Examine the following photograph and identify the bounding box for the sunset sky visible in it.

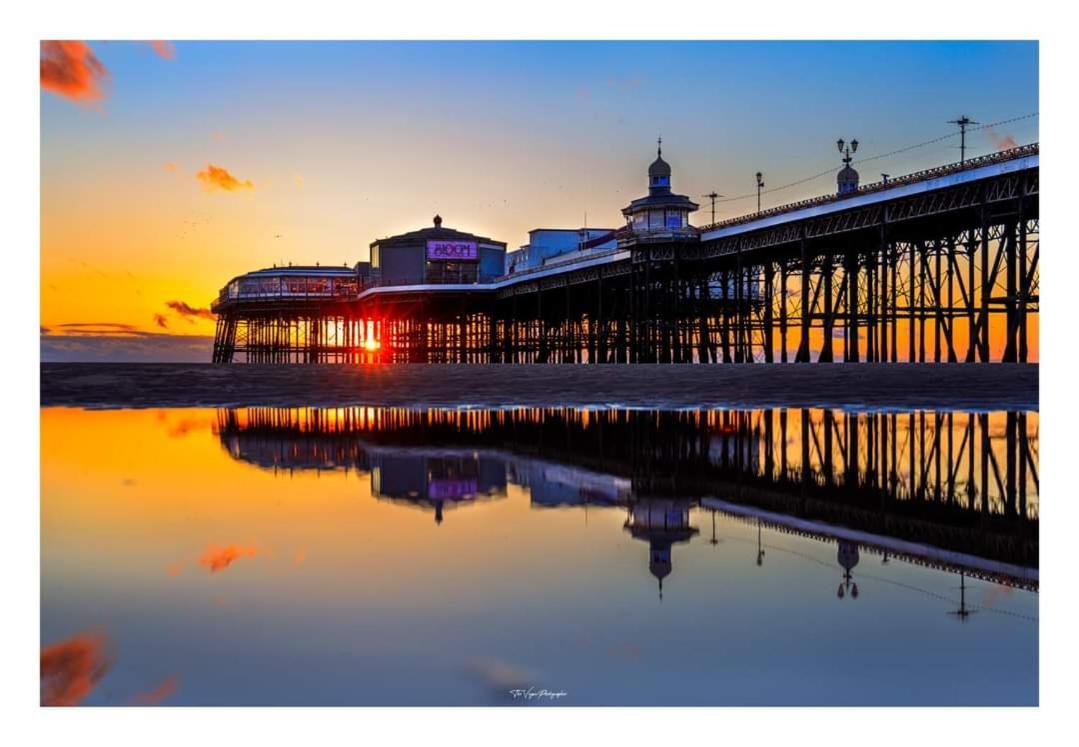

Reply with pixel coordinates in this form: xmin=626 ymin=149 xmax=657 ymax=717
xmin=40 ymin=40 xmax=1039 ymax=361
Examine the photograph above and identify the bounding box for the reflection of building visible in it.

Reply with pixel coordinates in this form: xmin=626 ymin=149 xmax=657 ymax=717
xmin=371 ymin=452 xmax=507 ymax=524
xmin=368 ymin=215 xmax=507 ymax=286
xmin=625 ymin=500 xmax=699 ymax=599
xmin=510 ymin=460 xmax=633 ymax=507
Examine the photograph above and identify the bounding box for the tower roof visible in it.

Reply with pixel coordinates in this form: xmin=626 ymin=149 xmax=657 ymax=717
xmin=649 ymin=137 xmax=672 ymax=178
xmin=648 ymin=154 xmax=671 ymax=178
xmin=838 ymin=165 xmax=859 ymax=182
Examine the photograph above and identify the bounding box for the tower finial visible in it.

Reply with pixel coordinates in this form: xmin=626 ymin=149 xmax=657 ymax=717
xmin=657 ymin=136 xmax=662 ymax=157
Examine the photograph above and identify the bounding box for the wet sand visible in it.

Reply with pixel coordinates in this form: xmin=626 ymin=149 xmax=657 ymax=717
xmin=40 ymin=362 xmax=1038 ymax=411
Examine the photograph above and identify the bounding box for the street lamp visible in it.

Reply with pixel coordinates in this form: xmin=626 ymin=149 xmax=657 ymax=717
xmin=837 ymin=137 xmax=858 ymax=165
xmin=755 ymin=172 xmax=764 ymax=213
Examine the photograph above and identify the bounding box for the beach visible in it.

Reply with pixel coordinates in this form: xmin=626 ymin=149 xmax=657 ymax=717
xmin=40 ymin=362 xmax=1039 ymax=410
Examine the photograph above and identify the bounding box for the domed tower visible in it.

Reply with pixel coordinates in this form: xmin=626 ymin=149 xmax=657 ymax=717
xmin=648 ymin=146 xmax=672 ymax=194
xmin=837 ymin=164 xmax=859 ymax=195
xmin=619 ymin=139 xmax=699 ymax=247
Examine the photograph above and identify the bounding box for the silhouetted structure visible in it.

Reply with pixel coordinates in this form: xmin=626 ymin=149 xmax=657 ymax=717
xmin=211 ymin=144 xmax=1039 ymax=365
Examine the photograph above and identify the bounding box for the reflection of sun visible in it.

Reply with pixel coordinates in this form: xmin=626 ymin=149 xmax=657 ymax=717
xmin=363 ymin=338 xmax=381 ymax=351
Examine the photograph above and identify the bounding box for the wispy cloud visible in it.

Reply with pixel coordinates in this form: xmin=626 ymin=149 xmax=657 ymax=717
xmin=41 ymin=331 xmax=214 ymax=363
xmin=162 ymin=161 xmax=179 ymax=172
xmin=40 ymin=630 xmax=112 ymax=706
xmin=200 ymin=544 xmax=258 ymax=574
xmin=52 ymin=322 xmax=140 ymax=335
xmin=165 ymin=300 xmax=216 ymax=322
xmin=154 ymin=313 xmax=169 ymax=329
xmin=987 ymin=126 xmax=1018 ymax=152
xmin=144 ymin=41 xmax=176 ymax=60
xmin=197 ymin=164 xmax=254 ymax=192
xmin=40 ymin=41 xmax=108 ymax=103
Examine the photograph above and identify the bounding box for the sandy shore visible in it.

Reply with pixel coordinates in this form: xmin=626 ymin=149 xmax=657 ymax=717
xmin=40 ymin=362 xmax=1038 ymax=411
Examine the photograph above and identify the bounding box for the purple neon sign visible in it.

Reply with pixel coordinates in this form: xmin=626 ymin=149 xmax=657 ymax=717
xmin=426 ymin=240 xmax=478 ymax=261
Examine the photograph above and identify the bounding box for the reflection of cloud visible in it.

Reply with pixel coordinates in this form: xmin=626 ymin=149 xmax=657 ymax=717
xmin=467 ymin=657 xmax=533 ymax=693
xmin=129 ymin=676 xmax=179 ymax=705
xmin=167 ymin=416 xmax=213 ymax=438
xmin=165 ymin=300 xmax=215 ymax=322
xmin=40 ymin=41 xmax=108 ymax=103
xmin=41 ymin=630 xmax=111 ymax=706
xmin=197 ymin=164 xmax=253 ymax=192
xmin=607 ymin=642 xmax=643 ymax=660
xmin=200 ymin=544 xmax=258 ymax=573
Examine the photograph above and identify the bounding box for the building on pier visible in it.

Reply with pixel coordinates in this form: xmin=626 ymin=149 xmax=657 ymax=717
xmin=369 ymin=214 xmax=507 ymax=286
xmin=219 ymin=264 xmax=359 ymax=304
xmin=619 ymin=140 xmax=699 ymax=247
xmin=505 ymin=228 xmax=617 ymax=274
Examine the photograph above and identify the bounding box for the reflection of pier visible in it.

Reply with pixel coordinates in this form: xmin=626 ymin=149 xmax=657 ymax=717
xmin=214 ymin=406 xmax=1037 ymax=587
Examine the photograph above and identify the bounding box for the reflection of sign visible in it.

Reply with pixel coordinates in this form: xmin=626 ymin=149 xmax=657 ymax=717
xmin=428 ymin=479 xmax=479 ymax=500
xmin=427 ymin=240 xmax=478 ymax=261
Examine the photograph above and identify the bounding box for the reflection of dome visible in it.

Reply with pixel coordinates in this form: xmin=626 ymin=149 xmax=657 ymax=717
xmin=625 ymin=500 xmax=699 ymax=600
xmin=837 ymin=540 xmax=860 ymax=573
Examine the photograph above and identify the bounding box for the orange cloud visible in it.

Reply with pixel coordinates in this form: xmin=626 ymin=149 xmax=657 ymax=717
xmin=166 ymin=560 xmax=185 ymax=577
xmin=166 ymin=300 xmax=215 ymax=321
xmin=987 ymin=127 xmax=1018 ymax=152
xmin=40 ymin=41 xmax=108 ymax=103
xmin=129 ymin=676 xmax=179 ymax=705
xmin=146 ymin=41 xmax=176 ymax=60
xmin=293 ymin=549 xmax=307 ymax=566
xmin=162 ymin=161 xmax=179 ymax=172
xmin=200 ymin=544 xmax=258 ymax=573
xmin=196 ymin=164 xmax=254 ymax=192
xmin=40 ymin=630 xmax=112 ymax=706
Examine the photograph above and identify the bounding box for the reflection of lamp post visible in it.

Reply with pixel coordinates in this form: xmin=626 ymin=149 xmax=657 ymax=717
xmin=948 ymin=572 xmax=976 ymax=622
xmin=709 ymin=510 xmax=719 ymax=547
xmin=836 ymin=540 xmax=859 ymax=600
xmin=756 ymin=519 xmax=765 ymax=567
xmin=755 ymin=172 xmax=765 ymax=213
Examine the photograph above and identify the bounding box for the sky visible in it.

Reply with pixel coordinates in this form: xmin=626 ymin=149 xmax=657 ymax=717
xmin=39 ymin=40 xmax=1039 ymax=361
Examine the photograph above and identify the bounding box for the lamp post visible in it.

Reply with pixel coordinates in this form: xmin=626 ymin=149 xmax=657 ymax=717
xmin=948 ymin=116 xmax=978 ymax=165
xmin=703 ymin=191 xmax=722 ymax=225
xmin=755 ymin=172 xmax=764 ymax=213
xmin=837 ymin=137 xmax=858 ymax=168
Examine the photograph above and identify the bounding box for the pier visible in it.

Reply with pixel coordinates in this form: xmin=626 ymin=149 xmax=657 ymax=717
xmin=211 ymin=144 xmax=1038 ymax=365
